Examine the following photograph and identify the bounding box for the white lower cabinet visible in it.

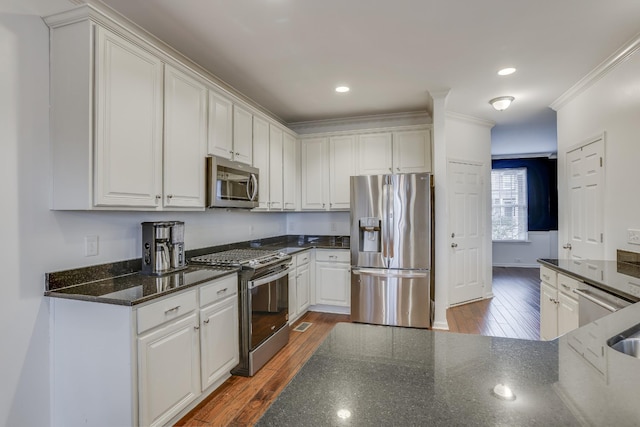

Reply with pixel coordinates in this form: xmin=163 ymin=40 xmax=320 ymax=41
xmin=539 ymin=265 xmax=580 ymax=340
xmin=540 ymin=281 xmax=559 ymax=341
xmin=315 ymin=250 xmax=350 ymax=307
xmin=50 ymin=273 xmax=238 ymax=427
xmin=289 ymin=250 xmax=311 ymax=324
xmin=138 ymin=312 xmax=201 ymax=427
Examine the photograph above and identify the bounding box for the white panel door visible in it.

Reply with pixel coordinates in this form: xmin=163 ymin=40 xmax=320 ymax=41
xmin=137 ymin=313 xmax=200 ymax=427
xmin=199 ymin=296 xmax=239 ymax=391
xmin=393 ymin=129 xmax=431 ymax=173
xmin=163 ymin=65 xmax=207 ymax=208
xmin=269 ymin=125 xmax=284 ymax=210
xmin=207 ymin=91 xmax=233 ymax=159
xmin=448 ymin=161 xmax=484 ymax=306
xmin=565 ymin=137 xmax=604 ymax=261
xmin=358 ymin=133 xmax=393 ymax=175
xmin=232 ymin=105 xmax=253 ymax=165
xmin=94 ymin=26 xmax=163 ymax=207
xmin=329 ymin=135 xmax=356 ymax=210
xmin=301 ymin=138 xmax=328 ymax=210
xmin=283 ymin=132 xmax=297 ymax=210
xmin=252 ymin=116 xmax=270 ymax=209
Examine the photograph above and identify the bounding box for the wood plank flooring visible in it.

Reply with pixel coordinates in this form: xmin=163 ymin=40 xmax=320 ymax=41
xmin=446 ymin=266 xmax=540 ymax=340
xmin=178 ymin=267 xmax=540 ymax=426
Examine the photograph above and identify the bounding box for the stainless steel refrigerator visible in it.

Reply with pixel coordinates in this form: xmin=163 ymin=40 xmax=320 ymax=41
xmin=350 ymin=173 xmax=434 ymax=328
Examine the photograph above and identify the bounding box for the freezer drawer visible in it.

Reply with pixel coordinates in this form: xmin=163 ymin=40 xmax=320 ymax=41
xmin=351 ymin=268 xmax=431 ymax=328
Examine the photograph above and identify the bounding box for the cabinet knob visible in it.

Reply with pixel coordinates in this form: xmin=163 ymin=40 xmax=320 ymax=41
xmin=167 ymin=194 xmax=173 ymax=199
xmin=235 ymin=152 xmax=240 ymax=156
xmin=322 ymin=203 xmax=325 ymax=208
xmin=396 ymin=167 xmax=400 ymax=171
xmin=389 ymin=168 xmax=392 ymax=172
xmin=203 ymin=319 xmax=210 ymax=324
xmin=155 ymin=195 xmax=161 ymax=201
xmin=229 ymin=150 xmax=233 ymax=154
xmin=562 ymin=243 xmax=572 ymax=250
xmin=451 ymin=243 xmax=458 ymax=248
xmin=194 ymin=325 xmax=200 ymax=330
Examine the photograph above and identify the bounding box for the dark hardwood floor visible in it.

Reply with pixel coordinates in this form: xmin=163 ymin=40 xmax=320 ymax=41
xmin=446 ymin=266 xmax=540 ymax=340
xmin=178 ymin=266 xmax=540 ymax=426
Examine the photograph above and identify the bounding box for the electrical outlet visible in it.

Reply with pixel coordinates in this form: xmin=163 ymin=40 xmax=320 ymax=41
xmin=85 ymin=235 xmax=98 ymax=257
xmin=628 ymin=282 xmax=640 ymax=298
xmin=628 ymin=229 xmax=640 ymax=245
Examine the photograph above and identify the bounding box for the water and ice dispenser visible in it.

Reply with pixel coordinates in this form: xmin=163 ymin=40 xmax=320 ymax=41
xmin=358 ymin=217 xmax=381 ymax=253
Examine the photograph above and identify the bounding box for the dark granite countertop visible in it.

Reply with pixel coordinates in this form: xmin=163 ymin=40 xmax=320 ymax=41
xmin=258 ymin=322 xmax=580 ymax=426
xmin=45 ymin=266 xmax=238 ymax=306
xmin=538 ymin=258 xmax=640 ymax=302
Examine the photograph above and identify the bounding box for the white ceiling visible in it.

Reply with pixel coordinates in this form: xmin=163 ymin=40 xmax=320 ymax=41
xmin=8 ymin=0 xmax=640 ymax=129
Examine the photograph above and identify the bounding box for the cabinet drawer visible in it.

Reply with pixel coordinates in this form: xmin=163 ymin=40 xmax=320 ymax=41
xmin=137 ymin=290 xmax=197 ymax=334
xmin=315 ymin=249 xmax=350 ymax=263
xmin=540 ymin=265 xmax=557 ymax=288
xmin=200 ymin=274 xmax=238 ymax=307
xmin=296 ymin=250 xmax=311 ymax=266
xmin=558 ymin=273 xmax=580 ymax=296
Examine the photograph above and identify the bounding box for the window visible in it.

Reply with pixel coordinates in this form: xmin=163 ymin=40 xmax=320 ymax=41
xmin=491 ymin=168 xmax=528 ymax=241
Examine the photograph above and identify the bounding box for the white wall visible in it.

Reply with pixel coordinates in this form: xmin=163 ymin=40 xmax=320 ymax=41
xmin=493 ymin=231 xmax=558 ymax=267
xmin=0 ymin=15 xmax=286 ymax=426
xmin=286 ymin=211 xmax=350 ymax=236
xmin=555 ymin=38 xmax=640 ymax=260
xmin=491 ymin=108 xmax=557 ymax=156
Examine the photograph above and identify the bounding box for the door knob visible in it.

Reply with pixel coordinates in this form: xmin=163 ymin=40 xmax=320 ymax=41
xmin=451 ymin=243 xmax=458 ymax=248
xmin=562 ymin=243 xmax=572 ymax=250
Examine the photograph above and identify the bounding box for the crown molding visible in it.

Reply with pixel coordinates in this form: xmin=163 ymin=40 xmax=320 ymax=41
xmin=551 ymin=31 xmax=640 ymax=111
xmin=288 ymin=111 xmax=431 ymax=134
xmin=445 ymin=111 xmax=495 ymax=128
xmin=491 ymin=152 xmax=556 ymax=160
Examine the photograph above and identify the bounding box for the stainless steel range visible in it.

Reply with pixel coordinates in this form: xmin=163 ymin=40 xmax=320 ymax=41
xmin=190 ymin=248 xmax=292 ymax=376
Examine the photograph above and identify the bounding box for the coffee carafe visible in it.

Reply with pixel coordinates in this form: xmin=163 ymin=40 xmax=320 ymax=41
xmin=141 ymin=221 xmax=186 ymax=275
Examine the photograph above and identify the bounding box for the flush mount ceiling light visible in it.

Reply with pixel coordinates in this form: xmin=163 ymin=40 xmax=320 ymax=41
xmin=489 ymin=96 xmax=515 ymax=111
xmin=335 ymin=86 xmax=350 ymax=93
xmin=498 ymin=67 xmax=516 ymax=76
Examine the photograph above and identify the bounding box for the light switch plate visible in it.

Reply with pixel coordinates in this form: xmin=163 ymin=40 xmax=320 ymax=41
xmin=628 ymin=229 xmax=640 ymax=245
xmin=85 ymin=235 xmax=98 ymax=256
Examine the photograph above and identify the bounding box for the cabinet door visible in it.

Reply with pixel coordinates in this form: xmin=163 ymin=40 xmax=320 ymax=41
xmin=557 ymin=292 xmax=579 ymax=336
xmin=200 ymin=296 xmax=239 ymax=391
xmin=283 ymin=133 xmax=298 ymax=210
xmin=288 ymin=270 xmax=298 ymax=322
xmin=252 ymin=116 xmax=270 ymax=209
xmin=393 ymin=129 xmax=431 ymax=173
xmin=232 ymin=105 xmax=253 ymax=165
xmin=163 ymin=65 xmax=207 ymax=208
xmin=269 ymin=125 xmax=284 ymax=210
xmin=357 ymin=133 xmax=392 ymax=175
xmin=316 ymin=262 xmax=350 ymax=306
xmin=301 ymin=138 xmax=328 ymax=210
xmin=540 ymin=282 xmax=558 ymax=340
xmin=207 ymin=91 xmax=233 ymax=159
xmin=94 ymin=26 xmax=163 ymax=207
xmin=297 ymin=264 xmax=311 ymax=314
xmin=138 ymin=312 xmax=200 ymax=427
xmin=329 ymin=135 xmax=356 ymax=210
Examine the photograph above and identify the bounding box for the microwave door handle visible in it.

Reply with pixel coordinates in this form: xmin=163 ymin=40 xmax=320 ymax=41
xmin=249 ymin=173 xmax=258 ymax=201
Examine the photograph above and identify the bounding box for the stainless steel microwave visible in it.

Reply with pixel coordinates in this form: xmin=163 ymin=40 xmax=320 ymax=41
xmin=206 ymin=156 xmax=259 ymax=209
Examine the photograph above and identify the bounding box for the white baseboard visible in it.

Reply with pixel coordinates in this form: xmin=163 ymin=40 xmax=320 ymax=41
xmin=432 ymin=320 xmax=449 ymax=330
xmin=308 ymin=305 xmax=350 ymax=315
xmin=492 ymin=263 xmax=540 ymax=268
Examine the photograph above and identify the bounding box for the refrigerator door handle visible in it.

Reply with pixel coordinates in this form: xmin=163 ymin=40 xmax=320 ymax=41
xmin=352 ymin=268 xmax=428 ymax=278
xmin=388 ymin=181 xmax=394 ymax=260
xmin=381 ymin=182 xmax=389 ymax=262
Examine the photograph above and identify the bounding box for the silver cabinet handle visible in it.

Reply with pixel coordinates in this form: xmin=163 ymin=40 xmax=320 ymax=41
xmin=235 ymin=152 xmax=240 ymax=156
xmin=194 ymin=325 xmax=200 ymax=330
xmin=155 ymin=195 xmax=161 ymax=202
xmin=396 ymin=167 xmax=400 ymax=171
xmin=203 ymin=319 xmax=210 ymax=324
xmin=216 ymin=288 xmax=228 ymax=294
xmin=164 ymin=305 xmax=180 ymax=314
xmin=563 ymin=243 xmax=572 ymax=250
xmin=561 ymin=283 xmax=571 ymax=290
xmin=388 ymin=168 xmax=392 ymax=172
xmin=167 ymin=194 xmax=173 ymax=199
xmin=229 ymin=150 xmax=233 ymax=154
xmin=451 ymin=243 xmax=458 ymax=248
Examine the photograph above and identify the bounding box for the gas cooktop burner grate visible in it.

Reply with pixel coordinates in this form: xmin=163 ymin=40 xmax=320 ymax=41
xmin=190 ymin=248 xmax=284 ymax=267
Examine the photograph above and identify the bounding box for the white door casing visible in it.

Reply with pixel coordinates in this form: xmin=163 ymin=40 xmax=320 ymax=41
xmin=448 ymin=161 xmax=485 ymax=306
xmin=565 ymin=135 xmax=605 ymax=261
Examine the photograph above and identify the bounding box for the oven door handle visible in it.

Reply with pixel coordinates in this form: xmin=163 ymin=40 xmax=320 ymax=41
xmin=573 ymin=288 xmax=619 ymax=312
xmin=249 ymin=268 xmax=289 ymax=289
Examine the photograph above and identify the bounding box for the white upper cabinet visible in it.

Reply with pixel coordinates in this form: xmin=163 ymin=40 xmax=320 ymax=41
xmin=232 ymin=105 xmax=253 ymax=165
xmin=301 ymin=138 xmax=328 ymax=210
xmin=252 ymin=116 xmax=271 ymax=210
xmin=163 ymin=65 xmax=207 ymax=208
xmin=358 ymin=132 xmax=393 ymax=175
xmin=269 ymin=125 xmax=284 ymax=210
xmin=207 ymin=91 xmax=233 ymax=160
xmin=283 ymin=132 xmax=298 ymax=210
xmin=93 ymin=26 xmax=164 ymax=208
xmin=329 ymin=135 xmax=357 ymax=209
xmin=393 ymin=129 xmax=432 ymax=173
xmin=357 ymin=129 xmax=431 ymax=175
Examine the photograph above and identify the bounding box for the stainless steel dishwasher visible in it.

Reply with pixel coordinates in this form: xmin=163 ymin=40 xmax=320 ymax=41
xmin=574 ymin=282 xmax=632 ymax=326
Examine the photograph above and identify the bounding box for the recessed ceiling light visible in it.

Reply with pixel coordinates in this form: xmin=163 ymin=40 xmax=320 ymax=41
xmin=335 ymin=86 xmax=350 ymax=93
xmin=498 ymin=67 xmax=516 ymax=76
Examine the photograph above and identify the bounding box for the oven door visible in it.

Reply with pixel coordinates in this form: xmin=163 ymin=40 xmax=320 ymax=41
xmin=248 ymin=268 xmax=289 ymax=350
